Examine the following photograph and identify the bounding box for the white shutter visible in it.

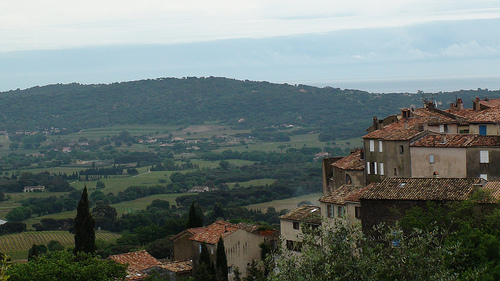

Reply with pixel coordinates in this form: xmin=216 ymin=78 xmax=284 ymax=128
xmin=366 ymin=162 xmax=370 ymax=174
xmin=369 ymin=140 xmax=375 ymax=152
xmin=480 ymin=151 xmax=489 ymax=163
xmin=380 ymin=163 xmax=384 ymax=175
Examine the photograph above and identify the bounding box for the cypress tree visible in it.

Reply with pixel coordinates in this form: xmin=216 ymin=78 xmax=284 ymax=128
xmin=73 ymin=186 xmax=96 ymax=254
xmin=196 ymin=243 xmax=215 ymax=281
xmin=216 ymin=237 xmax=228 ymax=281
xmin=187 ymin=202 xmax=204 ymax=228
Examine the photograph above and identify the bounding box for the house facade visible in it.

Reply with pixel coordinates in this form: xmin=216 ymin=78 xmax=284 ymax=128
xmin=172 ymin=220 xmax=266 ymax=281
xmin=279 ymin=205 xmax=321 ymax=252
xmin=358 ymin=177 xmax=493 ymax=233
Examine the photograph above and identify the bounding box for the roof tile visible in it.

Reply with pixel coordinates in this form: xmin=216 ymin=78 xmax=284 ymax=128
xmin=279 ymin=205 xmax=321 ymax=224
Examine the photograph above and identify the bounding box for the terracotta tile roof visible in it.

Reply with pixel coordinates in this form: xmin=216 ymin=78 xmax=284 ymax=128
xmin=159 ymin=260 xmax=193 ymax=274
xmin=479 ymin=99 xmax=500 ymax=109
xmin=331 ymin=149 xmax=364 ymax=171
xmin=412 ymin=108 xmax=457 ymax=123
xmin=411 ymin=134 xmax=500 ymax=148
xmin=468 ymin=107 xmax=500 ymax=123
xmin=170 ymin=226 xmax=207 ymax=241
xmin=482 ymin=181 xmax=500 ymax=202
xmin=320 ymin=185 xmax=365 ymax=204
xmin=360 ymin=177 xmax=483 ymax=201
xmin=363 ymin=118 xmax=427 ymax=140
xmin=108 ymin=250 xmax=161 ymax=280
xmin=279 ymin=205 xmax=321 ymax=224
xmin=189 ymin=220 xmax=240 ymax=245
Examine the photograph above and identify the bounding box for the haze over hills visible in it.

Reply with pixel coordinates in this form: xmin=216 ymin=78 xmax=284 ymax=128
xmin=1 ymin=77 xmax=499 ymax=139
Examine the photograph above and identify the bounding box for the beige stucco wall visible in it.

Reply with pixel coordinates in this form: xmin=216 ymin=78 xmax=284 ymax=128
xmin=173 ymin=232 xmax=194 ymax=261
xmin=280 ymin=219 xmax=303 ymax=244
xmin=225 ymin=229 xmax=265 ymax=281
xmin=320 ymin=202 xmax=361 ymax=225
xmin=410 ymin=147 xmax=467 ymax=178
xmin=470 ymin=124 xmax=500 ymax=135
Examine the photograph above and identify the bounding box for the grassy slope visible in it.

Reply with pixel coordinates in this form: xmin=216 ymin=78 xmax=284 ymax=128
xmin=0 ymin=231 xmax=120 ymax=260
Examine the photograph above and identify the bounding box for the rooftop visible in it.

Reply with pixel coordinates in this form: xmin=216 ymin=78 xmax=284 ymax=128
xmin=108 ymin=250 xmax=161 ymax=280
xmin=411 ymin=134 xmax=500 ymax=148
xmin=331 ymin=149 xmax=364 ymax=171
xmin=159 ymin=260 xmax=193 ymax=274
xmin=360 ymin=177 xmax=486 ymax=201
xmin=363 ymin=118 xmax=427 ymax=140
xmin=320 ymin=185 xmax=367 ymax=204
xmin=189 ymin=220 xmax=241 ymax=245
xmin=279 ymin=204 xmax=321 ymax=225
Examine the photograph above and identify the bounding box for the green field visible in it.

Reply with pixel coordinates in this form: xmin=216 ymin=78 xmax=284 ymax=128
xmin=0 ymin=230 xmax=120 ymax=260
xmin=245 ymin=193 xmax=322 ymax=213
xmin=227 ymin=179 xmax=276 ymax=188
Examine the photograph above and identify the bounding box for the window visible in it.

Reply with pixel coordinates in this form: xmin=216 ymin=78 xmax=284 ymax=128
xmin=439 ymin=124 xmax=448 ymax=133
xmin=479 ymin=125 xmax=487 ymax=135
xmin=199 ymin=244 xmax=202 ymax=253
xmin=480 ymin=174 xmax=488 ymax=180
xmin=366 ymin=162 xmax=371 ymax=174
xmin=394 ymin=168 xmax=397 ymax=176
xmin=293 ymin=222 xmax=299 ymax=229
xmin=211 ymin=247 xmax=214 ymax=254
xmin=480 ymin=151 xmax=489 ymax=163
xmin=327 ymin=205 xmax=334 ymax=218
xmin=379 ymin=163 xmax=384 ymax=175
xmin=228 ymin=266 xmax=233 ymax=274
xmin=355 ymin=206 xmax=361 ymax=219
xmin=373 ymin=162 xmax=378 ymax=175
xmin=345 ymin=174 xmax=352 ymax=184
xmin=286 ymin=240 xmax=302 ymax=252
xmin=337 ymin=206 xmax=345 ymax=217
xmin=379 ymin=140 xmax=383 ymax=152
xmin=369 ymin=140 xmax=375 ymax=152
xmin=399 ymin=145 xmax=404 ymax=154
xmin=430 ymin=155 xmax=435 ymax=164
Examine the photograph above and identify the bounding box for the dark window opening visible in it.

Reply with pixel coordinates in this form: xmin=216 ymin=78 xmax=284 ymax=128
xmin=293 ymin=222 xmax=299 ymax=229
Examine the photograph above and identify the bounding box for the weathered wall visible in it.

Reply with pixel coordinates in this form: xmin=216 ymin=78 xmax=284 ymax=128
xmin=467 ymin=148 xmax=500 ymax=180
xmin=410 ymin=147 xmax=467 ymax=178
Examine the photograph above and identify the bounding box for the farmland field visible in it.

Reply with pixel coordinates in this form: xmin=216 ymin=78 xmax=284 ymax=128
xmin=245 ymin=192 xmax=322 ymax=213
xmin=0 ymin=230 xmax=120 ymax=260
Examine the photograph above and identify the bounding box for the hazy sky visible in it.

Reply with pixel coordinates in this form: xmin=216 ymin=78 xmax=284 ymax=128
xmin=1 ymin=0 xmax=500 ymax=92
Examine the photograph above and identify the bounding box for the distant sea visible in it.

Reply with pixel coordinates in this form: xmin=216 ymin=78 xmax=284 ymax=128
xmin=308 ymin=76 xmax=500 ymax=94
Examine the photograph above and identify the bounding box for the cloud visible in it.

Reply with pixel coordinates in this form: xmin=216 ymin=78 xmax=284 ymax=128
xmin=2 ymin=0 xmax=500 ymax=51
xmin=441 ymin=41 xmax=500 ymax=57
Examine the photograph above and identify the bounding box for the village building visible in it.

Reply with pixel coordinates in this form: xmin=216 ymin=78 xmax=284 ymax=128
xmin=358 ymin=177 xmax=500 ymax=233
xmin=108 ymin=250 xmax=167 ymax=280
xmin=23 ymin=185 xmax=45 ymax=192
xmin=279 ymin=205 xmax=321 ymax=252
xmin=171 ymin=220 xmax=267 ymax=281
xmin=322 ymin=148 xmax=364 ymax=194
xmin=410 ymin=134 xmax=500 ymax=180
xmin=319 ymin=184 xmax=369 ymax=224
xmin=187 ymin=186 xmax=210 ymax=193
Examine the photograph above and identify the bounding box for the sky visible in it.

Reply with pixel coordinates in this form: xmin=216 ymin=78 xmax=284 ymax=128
xmin=1 ymin=0 xmax=500 ymax=93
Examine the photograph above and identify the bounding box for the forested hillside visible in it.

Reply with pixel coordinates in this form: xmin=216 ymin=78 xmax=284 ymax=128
xmin=1 ymin=77 xmax=498 ymax=139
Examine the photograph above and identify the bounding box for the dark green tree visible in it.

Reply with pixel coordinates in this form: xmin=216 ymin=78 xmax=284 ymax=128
xmin=187 ymin=202 xmax=204 ymax=228
xmin=73 ymin=186 xmax=96 ymax=254
xmin=216 ymin=237 xmax=228 ymax=281
xmin=195 ymin=243 xmax=215 ymax=281
xmin=28 ymin=244 xmax=47 ymax=261
xmin=213 ymin=202 xmax=225 ymax=219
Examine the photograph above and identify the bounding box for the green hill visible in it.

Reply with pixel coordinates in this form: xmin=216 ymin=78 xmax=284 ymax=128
xmin=0 ymin=77 xmax=498 ymax=139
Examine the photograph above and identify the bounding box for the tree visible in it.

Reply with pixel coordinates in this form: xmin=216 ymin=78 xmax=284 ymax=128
xmin=187 ymin=202 xmax=204 ymax=228
xmin=7 ymin=251 xmax=126 ymax=281
xmin=270 ymin=218 xmax=460 ymax=281
xmin=28 ymin=244 xmax=47 ymax=261
xmin=244 ymin=260 xmax=265 ymax=281
xmin=0 ymin=191 xmax=5 ymax=202
xmin=0 ymin=253 xmax=11 ymax=281
xmin=216 ymin=237 xmax=228 ymax=281
xmin=195 ymin=243 xmax=215 ymax=281
xmin=213 ymin=202 xmax=225 ymax=219
xmin=73 ymin=186 xmax=96 ymax=254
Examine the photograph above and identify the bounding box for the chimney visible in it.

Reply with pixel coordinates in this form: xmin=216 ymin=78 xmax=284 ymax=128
xmin=456 ymin=98 xmax=463 ymax=110
xmin=373 ymin=116 xmax=378 ymax=129
xmin=473 ymin=97 xmax=480 ymax=111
